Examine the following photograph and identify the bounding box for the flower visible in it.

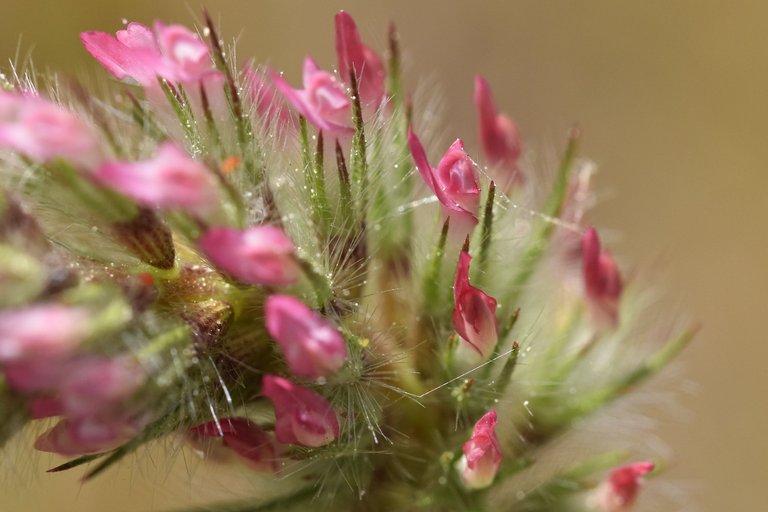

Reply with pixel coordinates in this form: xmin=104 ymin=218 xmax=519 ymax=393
xmin=335 ymin=11 xmax=385 ymax=107
xmin=94 ymin=142 xmax=220 ymax=215
xmin=474 ymin=75 xmax=522 ymax=188
xmin=34 ymin=415 xmax=140 ymax=456
xmin=408 ymin=128 xmax=480 ymax=238
xmin=191 ymin=417 xmax=279 ymax=472
xmin=582 ymin=227 xmax=623 ymax=327
xmin=0 ymin=305 xmax=89 ymax=364
xmin=0 ymin=91 xmax=101 ymax=169
xmin=199 ymin=225 xmax=301 ymax=286
xmin=456 ymin=410 xmax=502 ymax=489
xmin=244 ymin=65 xmax=295 ymax=132
xmin=453 ymin=250 xmax=499 ymax=360
xmin=592 ymin=462 xmax=655 ymax=512
xmin=265 ymin=295 xmax=347 ymax=378
xmin=271 ymin=57 xmax=353 ymax=133
xmin=262 ymin=375 xmax=339 ymax=448
xmin=80 ymin=21 xmax=220 ymax=87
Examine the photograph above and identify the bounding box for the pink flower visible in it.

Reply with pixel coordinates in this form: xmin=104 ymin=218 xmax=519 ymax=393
xmin=34 ymin=416 xmax=139 ymax=456
xmin=408 ymin=128 xmax=480 ymax=239
xmin=453 ymin=250 xmax=498 ymax=360
xmin=582 ymin=227 xmax=623 ymax=327
xmin=265 ymin=295 xmax=347 ymax=379
xmin=56 ymin=357 xmax=145 ymax=418
xmin=94 ymin=142 xmax=220 ymax=215
xmin=0 ymin=91 xmax=101 ymax=169
xmin=457 ymin=410 xmax=502 ymax=489
xmin=80 ymin=21 xmax=220 ymax=87
xmin=244 ymin=65 xmax=295 ymax=132
xmin=271 ymin=58 xmax=353 ymax=133
xmin=0 ymin=305 xmax=89 ymax=364
xmin=262 ymin=375 xmax=339 ymax=448
xmin=191 ymin=417 xmax=279 ymax=472
xmin=335 ymin=11 xmax=385 ymax=107
xmin=593 ymin=462 xmax=655 ymax=512
xmin=199 ymin=226 xmax=301 ymax=286
xmin=474 ymin=75 xmax=522 ymax=188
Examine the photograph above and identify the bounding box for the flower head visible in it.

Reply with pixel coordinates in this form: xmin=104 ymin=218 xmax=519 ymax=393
xmin=271 ymin=58 xmax=353 ymax=133
xmin=582 ymin=227 xmax=623 ymax=327
xmin=408 ymin=128 xmax=480 ymax=238
xmin=474 ymin=75 xmax=522 ymax=188
xmin=456 ymin=410 xmax=502 ymax=489
xmin=262 ymin=375 xmax=339 ymax=448
xmin=265 ymin=295 xmax=346 ymax=379
xmin=335 ymin=11 xmax=385 ymax=107
xmin=453 ymin=250 xmax=498 ymax=360
xmin=592 ymin=462 xmax=655 ymax=512
xmin=199 ymin=225 xmax=301 ymax=286
xmin=94 ymin=142 xmax=220 ymax=215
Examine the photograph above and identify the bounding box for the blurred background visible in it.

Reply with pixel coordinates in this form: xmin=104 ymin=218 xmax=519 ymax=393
xmin=1 ymin=1 xmax=766 ymax=510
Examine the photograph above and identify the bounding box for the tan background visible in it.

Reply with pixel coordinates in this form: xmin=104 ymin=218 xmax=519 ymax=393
xmin=1 ymin=1 xmax=766 ymax=510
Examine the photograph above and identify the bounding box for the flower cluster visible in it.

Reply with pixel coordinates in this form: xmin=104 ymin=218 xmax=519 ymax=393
xmin=0 ymin=10 xmax=691 ymax=512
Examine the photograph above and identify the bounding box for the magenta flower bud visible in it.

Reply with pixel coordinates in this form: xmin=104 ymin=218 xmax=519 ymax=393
xmin=34 ymin=416 xmax=139 ymax=456
xmin=265 ymin=295 xmax=347 ymax=379
xmin=592 ymin=462 xmax=655 ymax=512
xmin=191 ymin=417 xmax=279 ymax=472
xmin=0 ymin=91 xmax=101 ymax=169
xmin=244 ymin=65 xmax=295 ymax=132
xmin=199 ymin=225 xmax=302 ymax=286
xmin=474 ymin=75 xmax=522 ymax=188
xmin=262 ymin=375 xmax=339 ymax=448
xmin=335 ymin=11 xmax=386 ymax=107
xmin=271 ymin=58 xmax=353 ymax=133
xmin=453 ymin=250 xmax=499 ymax=360
xmin=0 ymin=305 xmax=89 ymax=364
xmin=81 ymin=21 xmax=220 ymax=87
xmin=408 ymin=128 xmax=480 ymax=239
xmin=94 ymin=142 xmax=220 ymax=215
xmin=582 ymin=227 xmax=623 ymax=327
xmin=456 ymin=410 xmax=502 ymax=489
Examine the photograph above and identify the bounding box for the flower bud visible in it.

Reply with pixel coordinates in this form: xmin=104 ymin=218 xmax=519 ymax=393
xmin=453 ymin=250 xmax=498 ymax=360
xmin=94 ymin=142 xmax=220 ymax=216
xmin=265 ymin=294 xmax=346 ymax=378
xmin=262 ymin=375 xmax=339 ymax=448
xmin=191 ymin=417 xmax=279 ymax=472
xmin=335 ymin=11 xmax=385 ymax=107
xmin=34 ymin=416 xmax=139 ymax=456
xmin=582 ymin=227 xmax=623 ymax=327
xmin=199 ymin=225 xmax=301 ymax=286
xmin=456 ymin=410 xmax=502 ymax=489
xmin=271 ymin=58 xmax=353 ymax=133
xmin=591 ymin=462 xmax=654 ymax=512
xmin=474 ymin=75 xmax=522 ymax=188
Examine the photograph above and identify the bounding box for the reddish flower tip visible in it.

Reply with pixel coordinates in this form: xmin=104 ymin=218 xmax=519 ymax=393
xmin=594 ymin=461 xmax=655 ymax=511
xmin=191 ymin=417 xmax=279 ymax=472
xmin=457 ymin=410 xmax=502 ymax=489
xmin=581 ymin=227 xmax=623 ymax=327
xmin=335 ymin=11 xmax=386 ymax=107
xmin=452 ymin=250 xmax=499 ymax=359
xmin=474 ymin=75 xmax=522 ymax=188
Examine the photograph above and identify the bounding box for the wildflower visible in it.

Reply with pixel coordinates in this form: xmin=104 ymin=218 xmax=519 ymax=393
xmin=271 ymin=58 xmax=353 ymax=133
xmin=408 ymin=128 xmax=480 ymax=238
xmin=80 ymin=21 xmax=220 ymax=87
xmin=582 ymin=227 xmax=623 ymax=327
xmin=456 ymin=410 xmax=502 ymax=489
xmin=591 ymin=462 xmax=655 ymax=512
xmin=34 ymin=415 xmax=140 ymax=456
xmin=453 ymin=249 xmax=498 ymax=360
xmin=0 ymin=91 xmax=101 ymax=168
xmin=0 ymin=305 xmax=89 ymax=364
xmin=474 ymin=75 xmax=522 ymax=188
xmin=265 ymin=294 xmax=347 ymax=379
xmin=335 ymin=11 xmax=385 ymax=107
xmin=243 ymin=65 xmax=295 ymax=131
xmin=262 ymin=375 xmax=339 ymax=448
xmin=191 ymin=417 xmax=279 ymax=472
xmin=94 ymin=142 xmax=220 ymax=215
xmin=198 ymin=225 xmax=301 ymax=286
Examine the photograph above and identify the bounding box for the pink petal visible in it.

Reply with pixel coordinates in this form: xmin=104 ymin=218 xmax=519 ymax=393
xmin=452 ymin=251 xmax=498 ymax=359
